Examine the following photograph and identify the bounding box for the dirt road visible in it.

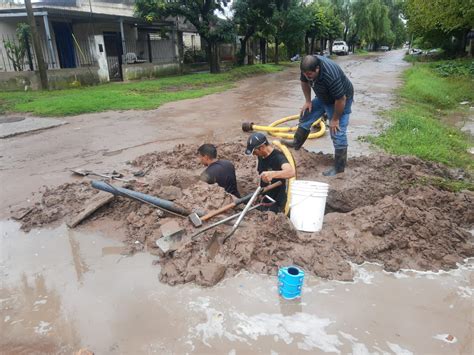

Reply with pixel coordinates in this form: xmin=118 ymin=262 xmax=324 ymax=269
xmin=0 ymin=50 xmax=408 ymax=217
xmin=2 ymin=51 xmax=472 ymax=354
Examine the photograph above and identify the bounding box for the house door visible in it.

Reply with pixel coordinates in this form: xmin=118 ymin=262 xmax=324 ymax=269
xmin=52 ymin=22 xmax=76 ymax=68
xmin=103 ymin=32 xmax=123 ymax=81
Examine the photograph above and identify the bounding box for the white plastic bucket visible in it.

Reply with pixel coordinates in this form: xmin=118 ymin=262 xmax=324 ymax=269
xmin=290 ymin=180 xmax=329 ymax=232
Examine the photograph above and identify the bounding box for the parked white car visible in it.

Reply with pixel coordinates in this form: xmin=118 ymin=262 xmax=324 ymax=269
xmin=332 ymin=41 xmax=349 ymax=55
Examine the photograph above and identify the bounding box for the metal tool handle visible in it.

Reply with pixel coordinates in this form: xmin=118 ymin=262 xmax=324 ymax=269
xmin=223 ymin=185 xmax=263 ymax=243
xmin=190 ymin=195 xmax=276 ymax=240
xmin=232 ymin=186 xmax=262 ymax=229
xmin=200 ymin=180 xmax=282 ymax=223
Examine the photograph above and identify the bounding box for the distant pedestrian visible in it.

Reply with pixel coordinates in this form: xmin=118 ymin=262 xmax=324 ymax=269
xmin=283 ymin=55 xmax=354 ymax=176
xmin=198 ymin=144 xmax=240 ymax=197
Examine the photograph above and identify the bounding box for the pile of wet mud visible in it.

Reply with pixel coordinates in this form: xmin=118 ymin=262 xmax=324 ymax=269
xmin=11 ymin=142 xmax=474 ymax=287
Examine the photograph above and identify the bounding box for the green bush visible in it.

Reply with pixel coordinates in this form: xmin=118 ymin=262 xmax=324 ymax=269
xmin=430 ymin=60 xmax=474 ymax=77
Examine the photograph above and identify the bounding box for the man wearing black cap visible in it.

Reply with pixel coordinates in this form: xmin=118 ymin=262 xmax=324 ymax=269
xmin=245 ymin=132 xmax=295 ymax=213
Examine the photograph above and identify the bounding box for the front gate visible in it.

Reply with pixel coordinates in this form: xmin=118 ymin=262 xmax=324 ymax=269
xmin=103 ymin=32 xmax=123 ymax=81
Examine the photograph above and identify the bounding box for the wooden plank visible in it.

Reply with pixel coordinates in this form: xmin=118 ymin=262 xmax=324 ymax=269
xmin=67 ymin=192 xmax=114 ymax=228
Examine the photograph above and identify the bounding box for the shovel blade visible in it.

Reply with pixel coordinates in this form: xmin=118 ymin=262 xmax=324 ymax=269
xmin=156 ymin=234 xmax=181 ymax=253
xmin=205 ymin=230 xmax=223 ymax=259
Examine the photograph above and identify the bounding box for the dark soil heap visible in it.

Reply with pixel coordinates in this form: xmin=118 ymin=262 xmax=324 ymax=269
xmin=12 ymin=143 xmax=474 ymax=287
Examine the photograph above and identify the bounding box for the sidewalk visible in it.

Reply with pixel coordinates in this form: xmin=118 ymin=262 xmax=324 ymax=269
xmin=0 ymin=116 xmax=66 ymax=138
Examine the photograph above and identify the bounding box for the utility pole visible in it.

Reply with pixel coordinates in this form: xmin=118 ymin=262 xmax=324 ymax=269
xmin=25 ymin=0 xmax=48 ymax=89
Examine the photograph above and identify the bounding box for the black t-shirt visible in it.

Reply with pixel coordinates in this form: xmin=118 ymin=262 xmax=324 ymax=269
xmin=257 ymin=149 xmax=289 ymax=212
xmin=201 ymin=159 xmax=240 ymax=197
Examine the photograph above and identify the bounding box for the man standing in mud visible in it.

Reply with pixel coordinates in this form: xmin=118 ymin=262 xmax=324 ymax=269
xmin=283 ymin=55 xmax=354 ymax=176
xmin=245 ymin=132 xmax=295 ymax=213
xmin=198 ymin=143 xmax=241 ymax=197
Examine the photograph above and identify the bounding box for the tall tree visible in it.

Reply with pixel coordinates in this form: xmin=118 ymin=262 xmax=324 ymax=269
xmin=233 ymin=0 xmax=275 ymax=65
xmin=279 ymin=0 xmax=309 ymax=58
xmin=326 ymin=7 xmax=344 ymax=54
xmin=404 ymin=0 xmax=473 ymax=54
xmin=331 ymin=0 xmax=352 ymax=42
xmin=351 ymin=0 xmax=392 ymax=50
xmin=306 ymin=2 xmax=330 ymax=54
xmin=135 ymin=0 xmax=234 ymax=73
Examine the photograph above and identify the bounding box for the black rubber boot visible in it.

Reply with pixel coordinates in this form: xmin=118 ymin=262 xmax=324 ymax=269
xmin=323 ymin=148 xmax=347 ymax=176
xmin=282 ymin=127 xmax=310 ymax=150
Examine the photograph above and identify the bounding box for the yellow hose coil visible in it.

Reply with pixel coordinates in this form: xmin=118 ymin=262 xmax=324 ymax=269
xmin=272 ymin=140 xmax=296 ymax=216
xmin=249 ymin=114 xmax=326 ymax=139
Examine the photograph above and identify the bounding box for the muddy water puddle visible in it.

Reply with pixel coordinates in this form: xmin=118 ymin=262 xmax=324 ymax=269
xmin=1 ymin=220 xmax=472 ymax=354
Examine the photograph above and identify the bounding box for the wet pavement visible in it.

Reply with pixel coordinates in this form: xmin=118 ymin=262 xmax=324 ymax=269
xmin=1 ymin=221 xmax=472 ymax=354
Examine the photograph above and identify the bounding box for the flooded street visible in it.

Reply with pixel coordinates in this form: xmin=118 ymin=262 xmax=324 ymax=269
xmin=1 ymin=50 xmax=472 ymax=354
xmin=1 ymin=221 xmax=472 ymax=353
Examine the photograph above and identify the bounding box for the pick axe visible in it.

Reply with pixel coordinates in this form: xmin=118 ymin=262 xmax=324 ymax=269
xmin=188 ymin=180 xmax=283 ymax=227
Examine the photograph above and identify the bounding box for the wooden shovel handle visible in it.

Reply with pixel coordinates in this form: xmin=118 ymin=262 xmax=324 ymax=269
xmin=201 ymin=180 xmax=283 ymax=222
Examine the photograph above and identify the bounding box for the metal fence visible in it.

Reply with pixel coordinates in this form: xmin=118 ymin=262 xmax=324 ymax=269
xmin=72 ymin=38 xmax=97 ymax=67
xmin=1 ymin=33 xmax=34 ymax=71
xmin=0 ymin=33 xmax=96 ymax=72
xmin=123 ymin=38 xmax=176 ymax=65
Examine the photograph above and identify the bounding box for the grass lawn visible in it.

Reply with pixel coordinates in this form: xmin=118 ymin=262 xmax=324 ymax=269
xmin=368 ymin=58 xmax=474 ymax=188
xmin=0 ymin=64 xmax=283 ymax=117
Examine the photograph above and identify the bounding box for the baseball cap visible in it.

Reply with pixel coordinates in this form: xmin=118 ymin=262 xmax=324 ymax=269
xmin=245 ymin=132 xmax=268 ymax=155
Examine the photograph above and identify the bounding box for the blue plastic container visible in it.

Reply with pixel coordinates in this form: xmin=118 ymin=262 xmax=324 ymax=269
xmin=278 ymin=266 xmax=305 ymax=300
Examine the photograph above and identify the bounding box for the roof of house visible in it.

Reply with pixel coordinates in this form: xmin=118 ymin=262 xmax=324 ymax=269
xmin=0 ymin=5 xmax=174 ymax=28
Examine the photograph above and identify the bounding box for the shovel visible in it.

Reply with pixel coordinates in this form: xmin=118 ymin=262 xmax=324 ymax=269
xmin=188 ymin=180 xmax=282 ymax=227
xmin=156 ymin=195 xmax=275 ymax=253
xmin=206 ymin=184 xmax=263 ymax=259
xmin=222 ymin=185 xmax=262 ymax=244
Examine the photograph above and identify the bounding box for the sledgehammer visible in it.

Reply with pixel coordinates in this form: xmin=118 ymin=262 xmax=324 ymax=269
xmin=188 ymin=180 xmax=283 ymax=227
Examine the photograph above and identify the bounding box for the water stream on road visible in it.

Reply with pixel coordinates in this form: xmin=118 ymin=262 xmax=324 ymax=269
xmin=1 ymin=221 xmax=472 ymax=354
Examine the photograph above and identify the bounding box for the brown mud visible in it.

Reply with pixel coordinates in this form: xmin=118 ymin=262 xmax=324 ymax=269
xmin=12 ymin=142 xmax=474 ymax=287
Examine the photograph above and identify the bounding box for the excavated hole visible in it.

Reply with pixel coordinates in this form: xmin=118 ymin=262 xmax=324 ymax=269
xmin=12 ymin=142 xmax=474 ymax=287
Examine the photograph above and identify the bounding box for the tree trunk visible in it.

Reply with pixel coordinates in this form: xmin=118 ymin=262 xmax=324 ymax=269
xmin=247 ymin=39 xmax=254 ymax=65
xmin=25 ymin=35 xmax=33 ymax=71
xmin=329 ymin=39 xmax=334 ymax=55
xmin=320 ymin=39 xmax=324 ymax=55
xmin=239 ymin=37 xmax=248 ymax=65
xmin=310 ymin=37 xmax=315 ymax=54
xmin=208 ymin=41 xmax=220 ymax=73
xmin=177 ymin=31 xmax=184 ymax=74
xmin=304 ymin=33 xmax=309 ymax=55
xmin=459 ymin=29 xmax=469 ymax=55
xmin=25 ymin=0 xmax=48 ymax=89
xmin=469 ymin=36 xmax=474 ymax=57
xmin=275 ymin=36 xmax=280 ymax=64
xmin=260 ymin=37 xmax=267 ymax=64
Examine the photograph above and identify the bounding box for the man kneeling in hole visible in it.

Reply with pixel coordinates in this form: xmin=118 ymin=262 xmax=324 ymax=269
xmin=198 ymin=143 xmax=241 ymax=197
xmin=245 ymin=132 xmax=296 ymax=213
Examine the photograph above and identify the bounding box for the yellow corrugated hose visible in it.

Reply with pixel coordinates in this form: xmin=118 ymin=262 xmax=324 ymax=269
xmin=272 ymin=140 xmax=296 ymax=216
xmin=248 ymin=114 xmax=326 ymax=139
